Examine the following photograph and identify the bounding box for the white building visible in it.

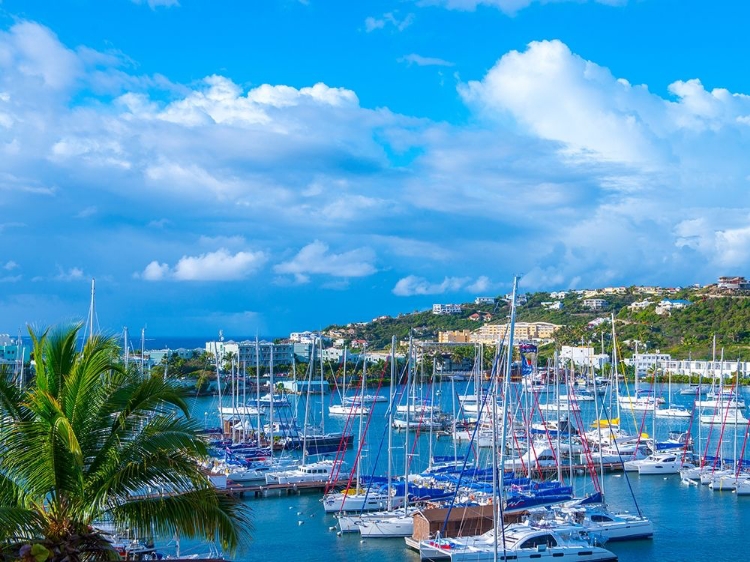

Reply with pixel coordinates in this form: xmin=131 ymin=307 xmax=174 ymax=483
xmin=541 ymin=301 xmax=563 ymax=310
xmin=289 ymin=331 xmax=321 ymax=344
xmin=654 ymin=299 xmax=691 ymax=315
xmin=559 ymin=346 xmax=595 ymax=367
xmin=432 ymin=303 xmax=463 ymax=315
xmin=205 ymin=340 xmax=239 ymax=362
xmin=626 ymin=353 xmax=672 ymax=377
xmin=582 ymin=298 xmax=608 ymax=310
xmin=550 ymin=291 xmax=568 ymax=299
xmin=474 ymin=296 xmax=496 ymax=305
xmin=628 ymin=299 xmax=652 ymax=310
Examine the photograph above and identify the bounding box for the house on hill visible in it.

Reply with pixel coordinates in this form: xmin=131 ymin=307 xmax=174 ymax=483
xmin=655 ymin=299 xmax=691 ymax=315
xmin=718 ymin=276 xmax=750 ymax=290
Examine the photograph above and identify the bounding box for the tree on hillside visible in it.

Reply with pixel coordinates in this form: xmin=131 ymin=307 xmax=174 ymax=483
xmin=0 ymin=324 xmax=250 ymax=562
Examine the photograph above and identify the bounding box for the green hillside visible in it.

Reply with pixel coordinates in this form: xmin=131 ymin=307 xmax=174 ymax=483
xmin=325 ymin=285 xmax=750 ymax=361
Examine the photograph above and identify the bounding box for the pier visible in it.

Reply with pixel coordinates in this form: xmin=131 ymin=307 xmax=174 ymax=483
xmin=221 ymin=479 xmax=353 ymax=498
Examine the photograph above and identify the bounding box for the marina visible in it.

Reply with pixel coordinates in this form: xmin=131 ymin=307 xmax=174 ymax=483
xmin=186 ymin=372 xmax=750 ymax=562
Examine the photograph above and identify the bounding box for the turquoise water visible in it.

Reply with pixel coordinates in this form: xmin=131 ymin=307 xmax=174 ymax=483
xmin=186 ymin=382 xmax=750 ymax=562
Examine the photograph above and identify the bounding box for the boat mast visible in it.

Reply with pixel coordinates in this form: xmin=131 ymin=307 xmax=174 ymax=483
xmin=356 ymin=347 xmax=366 ymax=492
xmin=269 ymin=344 xmax=275 ymax=455
xmin=83 ymin=278 xmax=97 ymax=345
xmin=302 ymin=338 xmax=315 ymax=465
xmin=216 ymin=331 xmax=224 ymax=437
xmin=497 ymin=275 xmax=519 ymax=560
xmin=255 ymin=335 xmax=261 ymax=449
xmin=387 ymin=336 xmax=395 ymax=511
xmin=320 ymin=336 xmax=325 ymax=435
xmin=140 ymin=327 xmax=146 ymax=379
xmin=124 ymin=327 xmax=129 ymax=372
xmin=403 ymin=331 xmax=413 ymax=511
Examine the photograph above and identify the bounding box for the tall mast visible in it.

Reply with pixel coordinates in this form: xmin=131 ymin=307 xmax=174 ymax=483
xmin=497 ymin=275 xmax=519 ymax=554
xmin=320 ymin=336 xmax=325 ymax=435
xmin=87 ymin=278 xmax=96 ymax=342
xmin=387 ymin=336 xmax=395 ymax=511
xmin=269 ymin=344 xmax=275 ymax=456
xmin=255 ymin=335 xmax=261 ymax=449
xmin=403 ymin=331 xmax=413 ymax=511
xmin=140 ymin=327 xmax=146 ymax=379
xmin=82 ymin=278 xmax=99 ymax=347
xmin=124 ymin=327 xmax=129 ymax=371
xmin=216 ymin=330 xmax=224 ymax=436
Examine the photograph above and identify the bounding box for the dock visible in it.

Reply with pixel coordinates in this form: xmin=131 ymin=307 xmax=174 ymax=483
xmin=222 ymin=479 xmax=353 ymax=498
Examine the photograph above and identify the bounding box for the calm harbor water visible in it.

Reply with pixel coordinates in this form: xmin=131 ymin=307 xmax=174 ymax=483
xmin=185 ymin=382 xmax=750 ymax=562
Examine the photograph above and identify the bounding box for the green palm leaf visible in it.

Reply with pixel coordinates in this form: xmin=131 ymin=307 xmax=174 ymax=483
xmin=0 ymin=324 xmax=251 ymax=559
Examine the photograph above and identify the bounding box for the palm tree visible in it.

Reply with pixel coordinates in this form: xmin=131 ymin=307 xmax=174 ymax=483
xmin=0 ymin=324 xmax=250 ymax=562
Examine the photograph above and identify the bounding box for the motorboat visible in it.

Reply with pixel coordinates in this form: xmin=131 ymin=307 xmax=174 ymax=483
xmin=322 ymin=488 xmax=403 ymax=513
xmin=699 ymin=407 xmax=749 ymax=425
xmin=636 ymin=453 xmax=692 ymax=475
xmin=328 ymin=403 xmax=370 ymax=416
xmin=679 ymin=384 xmax=710 ymax=396
xmin=264 ymin=459 xmax=343 ymax=484
xmin=655 ymin=405 xmax=692 ymax=418
xmin=358 ymin=513 xmax=414 ymax=537
xmin=551 ymin=505 xmax=654 ymax=541
xmin=419 ymin=523 xmax=617 ymax=562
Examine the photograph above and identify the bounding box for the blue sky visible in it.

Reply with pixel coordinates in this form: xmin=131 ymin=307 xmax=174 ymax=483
xmin=1 ymin=0 xmax=750 ymax=338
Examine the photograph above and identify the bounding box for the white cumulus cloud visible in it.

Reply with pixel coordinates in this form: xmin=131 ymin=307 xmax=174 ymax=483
xmin=393 ymin=275 xmax=491 ymax=296
xmin=139 ymin=248 xmax=267 ymax=281
xmin=274 ymin=241 xmax=377 ymax=283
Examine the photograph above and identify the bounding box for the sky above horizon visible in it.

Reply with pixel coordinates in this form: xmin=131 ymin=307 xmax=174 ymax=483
xmin=1 ymin=0 xmax=750 ymax=338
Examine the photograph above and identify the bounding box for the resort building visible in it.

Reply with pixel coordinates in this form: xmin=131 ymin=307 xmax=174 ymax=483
xmin=470 ymin=322 xmax=560 ymax=345
xmin=438 ymin=330 xmax=471 ymax=344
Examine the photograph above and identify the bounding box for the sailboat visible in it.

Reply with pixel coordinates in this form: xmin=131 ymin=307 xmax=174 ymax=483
xmin=329 ymin=348 xmax=370 ymax=416
xmin=655 ymin=367 xmax=692 ymax=418
xmin=323 ymin=350 xmax=395 ymax=513
xmin=357 ymin=335 xmax=418 ymax=538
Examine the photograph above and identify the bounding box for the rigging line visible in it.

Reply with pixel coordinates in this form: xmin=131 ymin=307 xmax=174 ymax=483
xmin=439 ymin=343 xmax=507 ymax=536
xmin=596 ymin=391 xmax=643 ymax=518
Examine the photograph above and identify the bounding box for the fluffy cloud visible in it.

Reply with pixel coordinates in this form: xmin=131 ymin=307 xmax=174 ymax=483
xmin=392 ymin=275 xmax=491 ymax=296
xmin=428 ymin=0 xmax=626 ymax=16
xmin=5 ymin=18 xmax=750 ymax=334
xmin=365 ymin=12 xmax=415 ymax=32
xmin=55 ymin=267 xmax=86 ymax=281
xmin=274 ymin=241 xmax=377 ymax=283
xmin=398 ymin=54 xmax=455 ymax=67
xmin=139 ymin=248 xmax=267 ymax=281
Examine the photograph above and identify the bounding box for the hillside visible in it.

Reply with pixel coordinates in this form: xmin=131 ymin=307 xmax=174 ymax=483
xmin=324 ymin=285 xmax=750 ymax=361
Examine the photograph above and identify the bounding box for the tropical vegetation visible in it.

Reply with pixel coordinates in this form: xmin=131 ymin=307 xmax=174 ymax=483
xmin=0 ymin=324 xmax=250 ymax=562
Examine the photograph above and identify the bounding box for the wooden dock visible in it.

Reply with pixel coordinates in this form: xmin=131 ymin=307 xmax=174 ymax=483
xmin=222 ymin=479 xmax=352 ymax=498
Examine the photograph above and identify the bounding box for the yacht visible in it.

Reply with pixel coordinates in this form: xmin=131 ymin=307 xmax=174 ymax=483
xmin=264 ymin=459 xmax=343 ymax=484
xmin=419 ymin=524 xmax=617 ymax=562
xmin=358 ymin=512 xmax=414 ymax=537
xmin=552 ymin=506 xmax=653 ymax=541
xmin=636 ymin=453 xmax=691 ymax=475
xmin=322 ymin=488 xmax=403 ymax=513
